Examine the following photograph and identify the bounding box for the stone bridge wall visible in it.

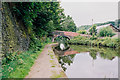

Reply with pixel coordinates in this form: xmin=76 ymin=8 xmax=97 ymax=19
xmin=52 ymin=31 xmax=79 ymax=42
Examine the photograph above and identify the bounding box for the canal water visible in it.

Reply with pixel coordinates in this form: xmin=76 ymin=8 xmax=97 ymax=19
xmin=53 ymin=45 xmax=119 ymax=78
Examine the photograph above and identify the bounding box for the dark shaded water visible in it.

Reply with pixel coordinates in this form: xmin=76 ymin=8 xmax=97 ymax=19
xmin=53 ymin=45 xmax=119 ymax=78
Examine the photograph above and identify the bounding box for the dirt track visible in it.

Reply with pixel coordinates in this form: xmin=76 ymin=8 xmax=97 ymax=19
xmin=25 ymin=43 xmax=67 ymax=78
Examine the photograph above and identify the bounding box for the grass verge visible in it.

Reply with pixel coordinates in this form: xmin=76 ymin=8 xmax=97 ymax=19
xmin=69 ymin=35 xmax=120 ymax=48
xmin=2 ymin=42 xmax=51 ymax=78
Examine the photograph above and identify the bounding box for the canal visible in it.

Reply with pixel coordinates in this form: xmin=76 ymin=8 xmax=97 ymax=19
xmin=53 ymin=45 xmax=119 ymax=78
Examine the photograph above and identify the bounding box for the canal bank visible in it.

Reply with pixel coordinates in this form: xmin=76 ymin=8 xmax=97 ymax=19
xmin=25 ymin=43 xmax=67 ymax=78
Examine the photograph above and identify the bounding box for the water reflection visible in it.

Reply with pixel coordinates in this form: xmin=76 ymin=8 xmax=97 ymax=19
xmin=70 ymin=45 xmax=119 ymax=60
xmin=53 ymin=44 xmax=119 ymax=78
xmin=53 ymin=45 xmax=78 ymax=71
xmin=58 ymin=54 xmax=76 ymax=71
xmin=53 ymin=45 xmax=78 ymax=56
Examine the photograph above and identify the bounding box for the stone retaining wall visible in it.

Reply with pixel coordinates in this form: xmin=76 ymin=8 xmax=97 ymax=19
xmin=2 ymin=3 xmax=30 ymax=55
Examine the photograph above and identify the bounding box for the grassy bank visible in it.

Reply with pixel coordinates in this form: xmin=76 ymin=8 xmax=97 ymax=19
xmin=69 ymin=36 xmax=120 ymax=48
xmin=2 ymin=38 xmax=52 ymax=78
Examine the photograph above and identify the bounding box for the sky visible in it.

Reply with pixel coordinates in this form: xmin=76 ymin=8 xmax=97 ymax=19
xmin=60 ymin=0 xmax=119 ymax=27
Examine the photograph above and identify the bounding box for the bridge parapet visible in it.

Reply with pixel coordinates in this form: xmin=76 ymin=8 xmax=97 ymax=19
xmin=52 ymin=31 xmax=80 ymax=42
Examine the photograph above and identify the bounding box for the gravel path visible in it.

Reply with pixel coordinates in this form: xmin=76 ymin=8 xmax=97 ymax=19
xmin=25 ymin=43 xmax=67 ymax=78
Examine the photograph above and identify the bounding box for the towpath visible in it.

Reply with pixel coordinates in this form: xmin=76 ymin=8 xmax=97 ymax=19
xmin=25 ymin=43 xmax=67 ymax=78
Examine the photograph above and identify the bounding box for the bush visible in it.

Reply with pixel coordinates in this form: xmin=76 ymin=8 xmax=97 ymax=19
xmin=89 ymin=25 xmax=97 ymax=35
xmin=90 ymin=34 xmax=97 ymax=40
xmin=69 ymin=35 xmax=120 ymax=48
xmin=98 ymin=26 xmax=116 ymax=37
xmin=77 ymin=30 xmax=87 ymax=34
xmin=2 ymin=37 xmax=51 ymax=78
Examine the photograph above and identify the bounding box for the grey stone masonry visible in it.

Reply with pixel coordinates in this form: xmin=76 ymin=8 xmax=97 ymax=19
xmin=0 ymin=0 xmax=2 ymax=78
xmin=0 ymin=0 xmax=2 ymax=61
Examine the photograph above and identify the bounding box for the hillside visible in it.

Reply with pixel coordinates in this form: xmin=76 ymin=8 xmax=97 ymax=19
xmin=77 ymin=20 xmax=120 ymax=31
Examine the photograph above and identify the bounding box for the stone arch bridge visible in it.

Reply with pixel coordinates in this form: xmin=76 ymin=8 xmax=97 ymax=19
xmin=52 ymin=31 xmax=79 ymax=42
xmin=52 ymin=30 xmax=92 ymax=42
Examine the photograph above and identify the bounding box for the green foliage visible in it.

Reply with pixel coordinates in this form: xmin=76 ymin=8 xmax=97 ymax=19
xmin=70 ymin=45 xmax=119 ymax=60
xmin=29 ymin=37 xmax=52 ymax=51
xmin=2 ymin=38 xmax=51 ymax=78
xmin=77 ymin=30 xmax=87 ymax=34
xmin=94 ymin=21 xmax=114 ymax=26
xmin=54 ymin=36 xmax=69 ymax=43
xmin=29 ymin=38 xmax=42 ymax=51
xmin=10 ymin=2 xmax=65 ymax=38
xmin=9 ymin=2 xmax=76 ymax=38
xmin=2 ymin=51 xmax=20 ymax=65
xmin=77 ymin=25 xmax=91 ymax=31
xmin=2 ymin=2 xmax=77 ymax=78
xmin=61 ymin=15 xmax=76 ymax=32
xmin=69 ymin=35 xmax=120 ymax=48
xmin=76 ymin=20 xmax=119 ymax=31
xmin=90 ymin=34 xmax=97 ymax=40
xmin=58 ymin=54 xmax=76 ymax=71
xmin=76 ymin=22 xmax=111 ymax=31
xmin=89 ymin=48 xmax=97 ymax=60
xmin=89 ymin=25 xmax=97 ymax=35
xmin=98 ymin=26 xmax=116 ymax=37
xmin=2 ymin=51 xmax=38 ymax=78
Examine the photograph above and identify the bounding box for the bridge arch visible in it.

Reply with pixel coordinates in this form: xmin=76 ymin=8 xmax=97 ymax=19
xmin=53 ymin=35 xmax=70 ymax=42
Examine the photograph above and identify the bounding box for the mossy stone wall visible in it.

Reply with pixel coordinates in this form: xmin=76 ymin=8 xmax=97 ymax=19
xmin=2 ymin=3 xmax=30 ymax=54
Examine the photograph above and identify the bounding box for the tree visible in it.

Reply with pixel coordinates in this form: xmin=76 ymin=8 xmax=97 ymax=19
xmin=61 ymin=15 xmax=76 ymax=32
xmin=89 ymin=25 xmax=97 ymax=35
xmin=98 ymin=26 xmax=115 ymax=37
xmin=11 ymin=2 xmax=65 ymax=37
xmin=77 ymin=30 xmax=87 ymax=34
